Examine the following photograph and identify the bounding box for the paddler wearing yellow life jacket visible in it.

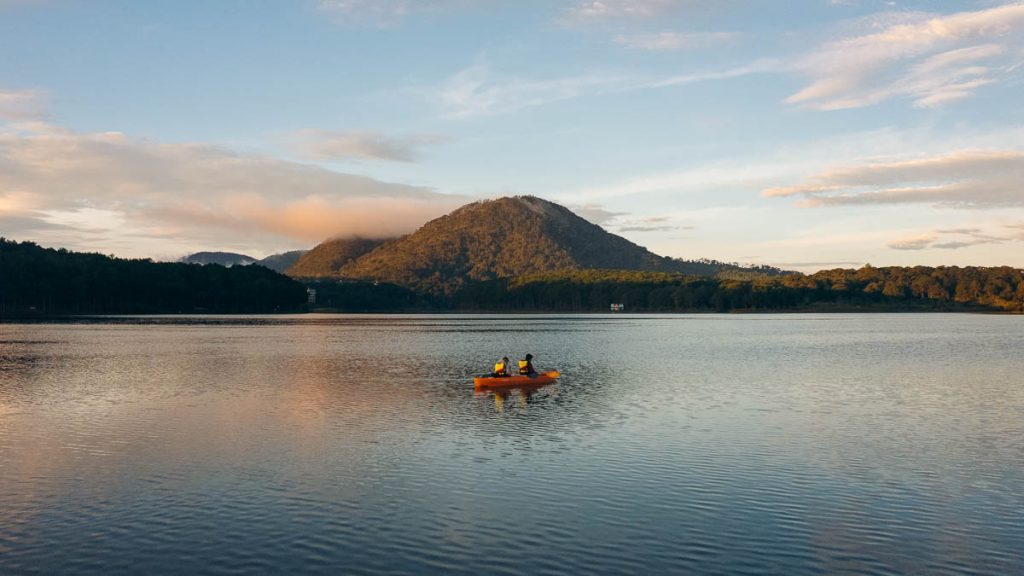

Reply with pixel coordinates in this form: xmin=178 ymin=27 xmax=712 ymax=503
xmin=518 ymin=354 xmax=537 ymax=376
xmin=493 ymin=356 xmax=511 ymax=377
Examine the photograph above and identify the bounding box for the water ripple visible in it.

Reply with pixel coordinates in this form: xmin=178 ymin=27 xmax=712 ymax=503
xmin=1 ymin=314 xmax=1023 ymax=574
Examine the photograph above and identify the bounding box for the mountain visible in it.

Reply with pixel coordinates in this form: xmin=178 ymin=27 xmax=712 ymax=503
xmin=287 ymin=237 xmax=389 ymax=278
xmin=257 ymin=250 xmax=308 ymax=273
xmin=180 ymin=251 xmax=256 ymax=267
xmin=335 ymin=196 xmax=690 ymax=295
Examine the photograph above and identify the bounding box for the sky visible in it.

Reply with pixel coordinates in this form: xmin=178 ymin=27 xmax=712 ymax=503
xmin=1 ymin=0 xmax=1023 ymax=270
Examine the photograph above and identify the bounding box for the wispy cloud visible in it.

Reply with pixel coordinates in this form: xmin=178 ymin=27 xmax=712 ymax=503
xmin=0 ymin=123 xmax=466 ymax=256
xmin=0 ymin=89 xmax=46 ymax=121
xmin=434 ymin=59 xmax=776 ymax=118
xmin=567 ymin=203 xmax=628 ymax=225
xmin=888 ymin=225 xmax=1024 ymax=250
xmin=558 ymin=151 xmax=804 ymax=202
xmin=566 ymin=203 xmax=691 ymax=232
xmin=429 ymin=3 xmax=1024 ymax=116
xmin=887 ymin=233 xmax=938 ymax=250
xmin=435 ymin=62 xmax=629 ymax=118
xmin=641 ymin=58 xmax=781 ymax=88
xmin=763 ymin=150 xmax=1024 ymax=208
xmin=614 ymin=31 xmax=735 ymax=51
xmin=562 ymin=0 xmax=696 ymax=24
xmin=318 ymin=0 xmax=427 ymax=22
xmin=317 ymin=0 xmax=483 ymax=25
xmin=787 ymin=3 xmax=1024 ymax=110
xmin=288 ymin=129 xmax=448 ymax=162
xmin=617 ymin=223 xmax=689 ymax=232
xmin=771 ymin=260 xmax=865 ymax=268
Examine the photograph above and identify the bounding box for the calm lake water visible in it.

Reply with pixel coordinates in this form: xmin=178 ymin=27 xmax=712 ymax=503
xmin=1 ymin=314 xmax=1022 ymax=575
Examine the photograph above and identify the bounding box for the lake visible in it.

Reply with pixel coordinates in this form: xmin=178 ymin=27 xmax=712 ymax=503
xmin=1 ymin=314 xmax=1022 ymax=574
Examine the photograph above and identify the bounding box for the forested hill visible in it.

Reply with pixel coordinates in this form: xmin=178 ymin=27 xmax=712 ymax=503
xmin=256 ymin=250 xmax=308 ymax=273
xmin=179 ymin=251 xmax=256 ymax=266
xmin=287 ymin=237 xmax=388 ymax=278
xmin=332 ymin=196 xmax=778 ymax=295
xmin=3 ymin=237 xmax=1020 ymax=314
xmin=0 ymin=239 xmax=307 ymax=315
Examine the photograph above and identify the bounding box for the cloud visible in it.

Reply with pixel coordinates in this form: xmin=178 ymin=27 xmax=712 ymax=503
xmin=562 ymin=0 xmax=694 ymax=23
xmin=318 ymin=0 xmax=425 ymax=22
xmin=559 ymin=152 xmax=800 ymax=202
xmin=771 ymin=260 xmax=865 ymax=268
xmin=434 ymin=59 xmax=775 ymax=118
xmin=317 ymin=0 xmax=481 ymax=24
xmin=0 ymin=123 xmax=467 ymax=257
xmin=617 ymin=224 xmax=682 ymax=232
xmin=614 ymin=215 xmax=692 ymax=232
xmin=0 ymin=89 xmax=46 ymax=121
xmin=567 ymin=203 xmax=627 ymax=225
xmin=641 ymin=58 xmax=782 ymax=88
xmin=613 ymin=31 xmax=735 ymax=51
xmin=288 ymin=129 xmax=448 ymax=162
xmin=887 ymin=234 xmax=937 ymax=250
xmin=429 ymin=4 xmax=1021 ymax=116
xmin=435 ymin=62 xmax=630 ymax=118
xmin=787 ymin=3 xmax=1024 ymax=110
xmin=565 ymin=203 xmax=693 ymax=232
xmin=763 ymin=150 xmax=1024 ymax=208
xmin=887 ymin=225 xmax=1024 ymax=250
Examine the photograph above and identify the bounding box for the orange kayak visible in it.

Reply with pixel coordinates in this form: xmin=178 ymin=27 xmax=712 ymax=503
xmin=473 ymin=370 xmax=560 ymax=389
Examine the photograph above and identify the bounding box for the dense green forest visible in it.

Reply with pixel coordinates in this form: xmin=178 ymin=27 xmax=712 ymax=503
xmin=0 ymin=239 xmax=307 ymax=315
xmin=287 ymin=237 xmax=386 ymax=278
xmin=301 ymin=266 xmax=1023 ymax=312
xmin=452 ymin=267 xmax=1024 ymax=312
xmin=3 ymin=238 xmax=1021 ymax=315
xmin=304 ymin=280 xmax=437 ymax=312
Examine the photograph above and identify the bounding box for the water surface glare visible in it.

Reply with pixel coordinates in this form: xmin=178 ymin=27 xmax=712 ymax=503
xmin=1 ymin=314 xmax=1022 ymax=574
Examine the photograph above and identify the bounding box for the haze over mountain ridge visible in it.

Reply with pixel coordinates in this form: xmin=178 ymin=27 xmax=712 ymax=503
xmin=180 ymin=250 xmax=308 ymax=273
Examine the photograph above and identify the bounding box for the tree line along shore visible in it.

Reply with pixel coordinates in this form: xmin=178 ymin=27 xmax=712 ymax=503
xmin=2 ymin=239 xmax=1022 ymax=316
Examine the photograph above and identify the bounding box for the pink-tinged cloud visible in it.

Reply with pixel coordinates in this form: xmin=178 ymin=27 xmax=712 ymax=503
xmin=0 ymin=123 xmax=466 ymax=257
xmin=887 ymin=224 xmax=1024 ymax=251
xmin=0 ymin=89 xmax=47 ymax=121
xmin=288 ymin=129 xmax=448 ymax=162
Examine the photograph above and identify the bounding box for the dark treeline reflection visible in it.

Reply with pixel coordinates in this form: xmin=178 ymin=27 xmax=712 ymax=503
xmin=1 ymin=239 xmax=307 ymax=315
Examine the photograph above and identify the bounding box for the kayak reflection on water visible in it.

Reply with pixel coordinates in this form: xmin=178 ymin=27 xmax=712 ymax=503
xmin=481 ymin=382 xmax=553 ymax=412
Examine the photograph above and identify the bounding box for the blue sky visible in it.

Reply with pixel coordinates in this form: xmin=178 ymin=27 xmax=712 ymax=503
xmin=1 ymin=0 xmax=1023 ymax=269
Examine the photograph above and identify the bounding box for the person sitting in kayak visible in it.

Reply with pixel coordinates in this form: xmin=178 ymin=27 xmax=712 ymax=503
xmin=518 ymin=354 xmax=537 ymax=376
xmin=492 ymin=357 xmax=511 ymax=377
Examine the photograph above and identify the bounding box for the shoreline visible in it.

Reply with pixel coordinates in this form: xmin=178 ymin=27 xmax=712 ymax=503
xmin=2 ymin=307 xmax=1017 ymax=322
